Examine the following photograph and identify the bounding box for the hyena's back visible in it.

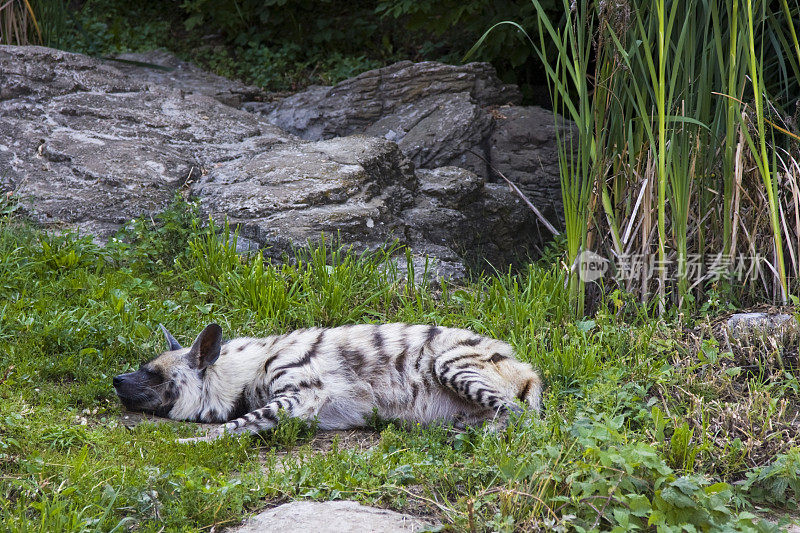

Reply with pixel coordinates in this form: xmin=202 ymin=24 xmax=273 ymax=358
xmin=243 ymin=323 xmax=542 ymax=430
xmin=113 ymin=322 xmax=542 ymax=437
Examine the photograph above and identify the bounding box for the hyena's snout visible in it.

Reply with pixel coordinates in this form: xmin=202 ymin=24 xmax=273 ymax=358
xmin=113 ymin=371 xmax=169 ymax=415
xmin=113 ymin=372 xmax=143 ymax=406
xmin=112 ymin=372 xmax=142 ymax=394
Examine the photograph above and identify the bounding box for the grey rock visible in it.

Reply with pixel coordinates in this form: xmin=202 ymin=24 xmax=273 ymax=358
xmin=248 ymin=60 xmax=521 ymax=140
xmin=232 ymin=500 xmax=437 ymax=533
xmin=488 ymin=105 xmax=572 ymax=225
xmin=415 ymin=166 xmax=483 ymax=209
xmin=233 ymin=233 xmax=261 ymax=255
xmin=392 ymin=251 xmax=467 ymax=287
xmin=0 ymin=45 xmax=144 ymax=100
xmin=0 ymin=46 xmax=292 ymax=240
xmin=109 ymin=50 xmax=265 ymax=107
xmin=725 ymin=313 xmax=799 ymax=341
xmin=192 ymin=136 xmax=416 ymax=260
xmin=249 ymin=60 xmax=567 ymax=223
xmin=365 ymin=92 xmax=494 ymax=177
xmin=402 ymin=168 xmax=542 ymax=269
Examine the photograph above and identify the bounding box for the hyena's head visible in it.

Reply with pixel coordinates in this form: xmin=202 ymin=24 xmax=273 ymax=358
xmin=113 ymin=323 xmax=222 ymax=419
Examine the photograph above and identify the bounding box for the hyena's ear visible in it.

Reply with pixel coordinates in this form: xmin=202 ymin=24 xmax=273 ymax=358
xmin=159 ymin=324 xmax=183 ymax=351
xmin=187 ymin=323 xmax=223 ymax=370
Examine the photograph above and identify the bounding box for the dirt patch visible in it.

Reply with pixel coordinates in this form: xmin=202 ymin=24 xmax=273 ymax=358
xmin=117 ymin=412 xmax=383 ymax=455
xmin=293 ymin=428 xmax=381 ymax=454
xmin=118 ymin=410 xmax=217 ymax=431
xmin=664 ymin=312 xmax=800 ymax=474
xmin=760 ymin=509 xmax=800 ymax=532
xmin=260 ymin=429 xmax=381 ymax=473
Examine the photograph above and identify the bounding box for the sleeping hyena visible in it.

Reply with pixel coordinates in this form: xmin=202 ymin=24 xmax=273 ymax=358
xmin=113 ymin=323 xmax=542 ymax=441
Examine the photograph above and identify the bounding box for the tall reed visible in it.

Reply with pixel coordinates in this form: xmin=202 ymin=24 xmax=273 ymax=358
xmin=468 ymin=2 xmax=597 ymax=315
xmin=490 ymin=0 xmax=800 ymax=314
xmin=0 ymin=0 xmax=41 ymax=45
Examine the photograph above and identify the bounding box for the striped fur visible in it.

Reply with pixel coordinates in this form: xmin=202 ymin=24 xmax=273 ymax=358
xmin=113 ymin=323 xmax=542 ymax=438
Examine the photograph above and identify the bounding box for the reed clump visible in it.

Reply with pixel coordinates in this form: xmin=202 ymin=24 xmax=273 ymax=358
xmin=475 ymin=0 xmax=800 ymax=314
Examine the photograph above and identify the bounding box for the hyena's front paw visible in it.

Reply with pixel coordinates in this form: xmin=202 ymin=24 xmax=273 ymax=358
xmin=224 ymin=421 xmax=252 ymax=434
xmin=177 ymin=424 xmax=233 ymax=444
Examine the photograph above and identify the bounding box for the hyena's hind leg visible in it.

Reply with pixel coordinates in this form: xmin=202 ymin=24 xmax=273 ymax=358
xmin=434 ymin=350 xmax=541 ymax=430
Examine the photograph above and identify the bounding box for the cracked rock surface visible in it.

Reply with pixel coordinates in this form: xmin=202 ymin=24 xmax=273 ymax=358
xmin=248 ymin=60 xmax=570 ymax=225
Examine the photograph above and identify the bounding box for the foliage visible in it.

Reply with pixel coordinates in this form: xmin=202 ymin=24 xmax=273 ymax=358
xmin=64 ymin=0 xmax=185 ymax=59
xmin=0 ymin=203 xmax=798 ymax=530
xmin=28 ymin=0 xmax=69 ymax=48
xmin=24 ymin=0 xmax=561 ymax=96
xmin=177 ymin=0 xmax=559 ymax=92
xmin=376 ymin=0 xmax=559 ymax=89
xmin=741 ymin=449 xmax=800 ymax=507
xmin=113 ymin=194 xmax=203 ymax=273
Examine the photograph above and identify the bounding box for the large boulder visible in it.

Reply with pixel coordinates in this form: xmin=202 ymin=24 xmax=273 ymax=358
xmin=248 ymin=60 xmax=568 ymax=225
xmin=0 ymin=46 xmax=543 ymax=279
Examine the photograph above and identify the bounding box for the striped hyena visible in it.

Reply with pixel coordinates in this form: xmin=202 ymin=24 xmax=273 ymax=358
xmin=113 ymin=323 xmax=542 ymax=440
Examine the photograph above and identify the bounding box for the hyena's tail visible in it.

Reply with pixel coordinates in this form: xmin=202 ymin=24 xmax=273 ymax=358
xmin=515 ymin=370 xmax=543 ymax=413
xmin=491 ymin=353 xmax=543 ymax=414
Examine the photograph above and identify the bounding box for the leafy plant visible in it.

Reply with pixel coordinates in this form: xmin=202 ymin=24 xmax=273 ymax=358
xmin=114 ymin=194 xmax=203 ymax=273
xmin=742 ymin=448 xmax=800 ymax=508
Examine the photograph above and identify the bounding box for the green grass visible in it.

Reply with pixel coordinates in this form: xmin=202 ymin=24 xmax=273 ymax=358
xmin=0 ymin=200 xmax=798 ymax=531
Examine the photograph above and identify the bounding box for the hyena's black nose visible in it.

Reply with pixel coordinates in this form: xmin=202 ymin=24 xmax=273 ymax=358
xmin=113 ymin=375 xmax=123 ymax=388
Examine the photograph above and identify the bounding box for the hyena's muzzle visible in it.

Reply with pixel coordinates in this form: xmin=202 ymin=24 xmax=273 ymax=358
xmin=113 ymin=324 xmax=184 ymax=417
xmin=113 ymin=369 xmax=174 ymax=417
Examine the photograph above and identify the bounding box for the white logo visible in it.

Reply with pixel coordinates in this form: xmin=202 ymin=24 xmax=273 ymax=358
xmin=577 ymin=251 xmax=609 ymax=282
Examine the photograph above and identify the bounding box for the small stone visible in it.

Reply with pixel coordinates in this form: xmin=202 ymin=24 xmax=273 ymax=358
xmin=725 ymin=313 xmax=799 ymax=340
xmin=722 ymin=312 xmax=800 ymax=372
xmin=230 ymin=501 xmax=438 ymax=533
